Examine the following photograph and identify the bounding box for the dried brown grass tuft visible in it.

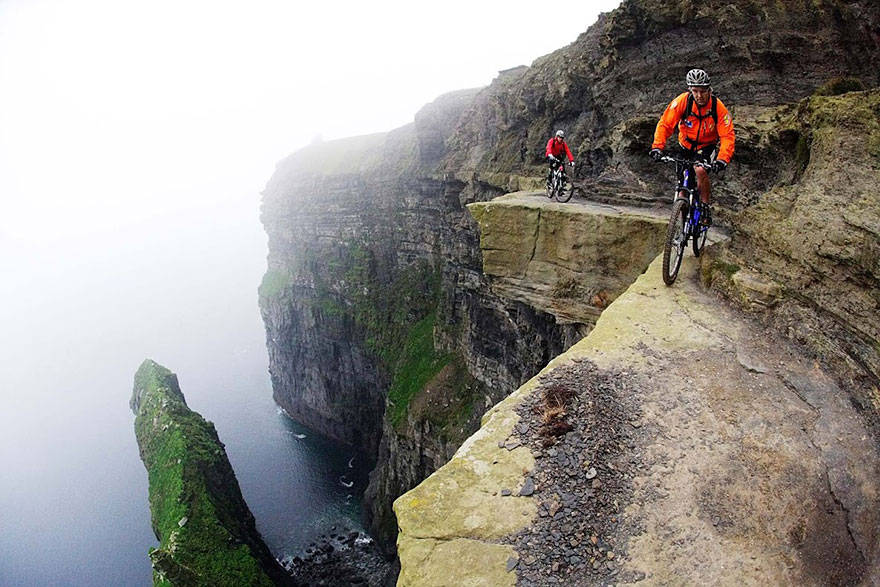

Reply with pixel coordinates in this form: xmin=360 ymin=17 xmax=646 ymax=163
xmin=537 ymin=384 xmax=576 ymax=446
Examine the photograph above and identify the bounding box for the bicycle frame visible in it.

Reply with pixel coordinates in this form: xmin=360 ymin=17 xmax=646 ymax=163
xmin=660 ymin=155 xmax=712 ymax=285
xmin=552 ymin=161 xmax=567 ymax=182
xmin=672 ymin=159 xmax=710 ymax=241
xmin=546 ymin=160 xmax=573 ymax=202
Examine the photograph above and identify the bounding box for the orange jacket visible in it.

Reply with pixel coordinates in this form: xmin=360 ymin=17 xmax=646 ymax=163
xmin=652 ymin=92 xmax=735 ymax=163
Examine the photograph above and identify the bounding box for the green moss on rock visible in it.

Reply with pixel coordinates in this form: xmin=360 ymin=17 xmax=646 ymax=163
xmin=813 ymin=76 xmax=865 ymax=97
xmin=131 ymin=359 xmax=291 ymax=586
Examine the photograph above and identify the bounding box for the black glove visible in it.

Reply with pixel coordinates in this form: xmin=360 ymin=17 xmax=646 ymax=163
xmin=649 ymin=148 xmax=663 ymax=162
xmin=713 ymin=159 xmax=728 ymax=173
xmin=548 ymin=155 xmax=558 ymax=163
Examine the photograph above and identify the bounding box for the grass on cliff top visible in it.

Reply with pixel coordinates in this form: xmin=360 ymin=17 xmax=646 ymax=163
xmin=133 ymin=361 xmax=274 ymax=587
xmin=280 ymin=125 xmax=419 ymax=177
xmin=813 ymin=76 xmax=865 ymax=97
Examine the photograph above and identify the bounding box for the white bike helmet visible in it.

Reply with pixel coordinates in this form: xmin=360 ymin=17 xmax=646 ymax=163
xmin=686 ymin=69 xmax=711 ymax=87
xmin=555 ymin=130 xmax=565 ymax=138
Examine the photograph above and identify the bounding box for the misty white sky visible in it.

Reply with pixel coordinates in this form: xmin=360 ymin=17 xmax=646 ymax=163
xmin=0 ymin=0 xmax=620 ymax=244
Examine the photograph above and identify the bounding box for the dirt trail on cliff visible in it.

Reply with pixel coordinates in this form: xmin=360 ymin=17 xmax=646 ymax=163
xmin=396 ymin=252 xmax=880 ymax=586
xmin=562 ymin=254 xmax=880 ymax=585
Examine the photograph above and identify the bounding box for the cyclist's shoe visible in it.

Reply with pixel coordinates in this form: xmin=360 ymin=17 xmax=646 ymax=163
xmin=700 ymin=206 xmax=713 ymax=227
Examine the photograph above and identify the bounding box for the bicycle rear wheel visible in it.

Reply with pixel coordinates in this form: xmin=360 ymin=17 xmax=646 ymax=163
xmin=693 ymin=223 xmax=708 ymax=257
xmin=555 ymin=178 xmax=573 ymax=202
xmin=662 ymin=199 xmax=688 ymax=286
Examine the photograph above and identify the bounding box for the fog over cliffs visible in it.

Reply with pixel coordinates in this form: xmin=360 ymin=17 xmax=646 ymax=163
xmin=259 ymin=0 xmax=880 ymax=564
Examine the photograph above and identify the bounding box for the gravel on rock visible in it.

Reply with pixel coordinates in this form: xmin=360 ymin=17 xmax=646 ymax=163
xmin=503 ymin=360 xmax=647 ymax=586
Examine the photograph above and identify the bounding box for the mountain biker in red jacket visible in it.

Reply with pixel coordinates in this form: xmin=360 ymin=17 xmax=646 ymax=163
xmin=650 ymin=69 xmax=735 ymax=226
xmin=546 ymin=130 xmax=574 ymax=189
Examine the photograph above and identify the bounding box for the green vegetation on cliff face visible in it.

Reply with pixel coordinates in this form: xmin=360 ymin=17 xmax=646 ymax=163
xmin=258 ymin=268 xmax=291 ymax=301
xmin=131 ymin=360 xmax=288 ymax=586
xmin=312 ymin=243 xmax=474 ymax=425
xmin=342 ymin=245 xmax=440 ymax=365
xmin=306 ymin=241 xmax=481 ymax=435
xmin=387 ymin=312 xmax=450 ymax=427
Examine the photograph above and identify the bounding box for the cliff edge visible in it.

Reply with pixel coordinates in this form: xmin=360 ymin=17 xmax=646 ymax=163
xmin=395 ymin=249 xmax=880 ymax=585
xmin=130 ymin=359 xmax=293 ymax=586
xmin=259 ymin=0 xmax=880 ymax=562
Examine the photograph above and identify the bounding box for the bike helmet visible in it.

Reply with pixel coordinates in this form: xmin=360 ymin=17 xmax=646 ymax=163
xmin=686 ymin=69 xmax=711 ymax=87
xmin=555 ymin=130 xmax=565 ymax=138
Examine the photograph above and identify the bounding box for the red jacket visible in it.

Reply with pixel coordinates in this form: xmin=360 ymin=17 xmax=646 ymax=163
xmin=652 ymin=92 xmax=735 ymax=163
xmin=546 ymin=137 xmax=574 ymax=162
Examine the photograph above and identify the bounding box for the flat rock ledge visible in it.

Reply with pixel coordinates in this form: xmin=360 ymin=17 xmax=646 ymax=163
xmin=467 ymin=192 xmax=667 ymax=326
xmin=394 ymin=254 xmax=880 ymax=586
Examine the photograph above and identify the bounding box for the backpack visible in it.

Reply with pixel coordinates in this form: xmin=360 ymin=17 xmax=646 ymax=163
xmin=680 ymin=93 xmax=718 ymax=150
xmin=683 ymin=93 xmax=718 ymax=126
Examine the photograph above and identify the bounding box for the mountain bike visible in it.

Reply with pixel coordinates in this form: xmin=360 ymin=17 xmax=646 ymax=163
xmin=659 ymin=156 xmax=712 ymax=285
xmin=546 ymin=159 xmax=574 ymax=202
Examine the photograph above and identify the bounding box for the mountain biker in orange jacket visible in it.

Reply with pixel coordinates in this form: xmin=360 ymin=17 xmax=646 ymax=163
xmin=546 ymin=130 xmax=574 ymax=189
xmin=650 ymin=69 xmax=735 ymax=225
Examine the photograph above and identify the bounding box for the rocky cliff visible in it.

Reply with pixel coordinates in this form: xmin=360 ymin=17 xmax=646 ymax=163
xmin=260 ymin=96 xmax=599 ymax=551
xmin=259 ymin=0 xmax=880 ymax=560
xmin=395 ymin=249 xmax=880 ymax=585
xmin=130 ymin=359 xmax=293 ymax=586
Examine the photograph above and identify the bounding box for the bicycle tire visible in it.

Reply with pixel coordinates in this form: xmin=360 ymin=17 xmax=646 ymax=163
xmin=555 ymin=178 xmax=573 ymax=202
xmin=693 ymin=223 xmax=708 ymax=257
xmin=546 ymin=173 xmax=557 ymax=198
xmin=662 ymin=199 xmax=688 ymax=286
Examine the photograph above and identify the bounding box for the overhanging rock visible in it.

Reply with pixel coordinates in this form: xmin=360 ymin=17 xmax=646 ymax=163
xmin=467 ymin=192 xmax=667 ymax=325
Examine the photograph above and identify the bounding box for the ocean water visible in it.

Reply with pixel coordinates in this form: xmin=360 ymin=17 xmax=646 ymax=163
xmin=0 ymin=198 xmax=370 ymax=586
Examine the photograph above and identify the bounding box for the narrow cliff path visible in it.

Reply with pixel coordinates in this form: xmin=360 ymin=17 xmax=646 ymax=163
xmin=395 ymin=252 xmax=880 ymax=586
xmin=501 ymin=191 xmax=669 ymax=219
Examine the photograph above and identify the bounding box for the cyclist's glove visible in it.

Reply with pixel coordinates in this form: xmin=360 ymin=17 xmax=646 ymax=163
xmin=548 ymin=155 xmax=558 ymax=163
xmin=712 ymin=159 xmax=728 ymax=173
xmin=649 ymin=148 xmax=663 ymax=162
xmin=569 ymin=160 xmax=575 ymax=167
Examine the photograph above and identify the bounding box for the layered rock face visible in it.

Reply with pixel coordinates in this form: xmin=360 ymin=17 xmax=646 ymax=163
xmin=260 ymin=115 xmax=590 ymax=550
xmin=442 ymin=0 xmax=880 ymax=188
xmin=468 ymin=194 xmax=667 ymax=324
xmin=702 ymin=90 xmax=880 ymax=428
xmin=130 ymin=359 xmax=293 ymax=586
xmin=259 ymin=0 xmax=880 ymax=558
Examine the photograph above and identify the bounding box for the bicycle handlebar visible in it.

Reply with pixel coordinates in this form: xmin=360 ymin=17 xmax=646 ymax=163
xmin=658 ymin=155 xmax=712 ymax=169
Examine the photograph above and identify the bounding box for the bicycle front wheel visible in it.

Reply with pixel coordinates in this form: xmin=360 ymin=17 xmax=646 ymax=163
xmin=546 ymin=176 xmax=555 ymax=198
xmin=555 ymin=178 xmax=573 ymax=203
xmin=662 ymin=199 xmax=688 ymax=286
